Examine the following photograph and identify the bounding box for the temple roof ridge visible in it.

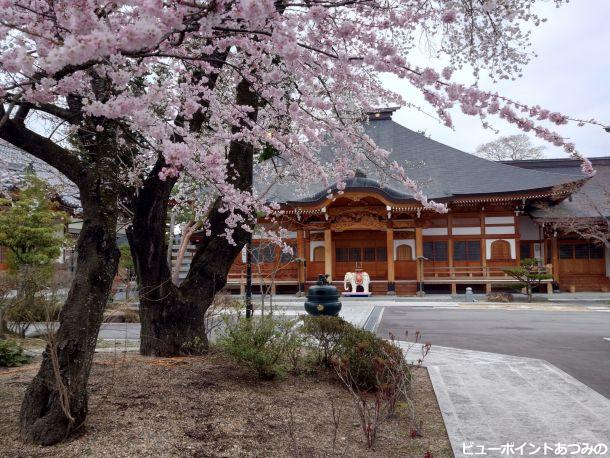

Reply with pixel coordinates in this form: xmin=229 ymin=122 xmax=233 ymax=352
xmin=273 ymin=118 xmax=585 ymax=206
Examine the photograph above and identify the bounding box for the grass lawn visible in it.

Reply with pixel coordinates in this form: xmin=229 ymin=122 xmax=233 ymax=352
xmin=0 ymin=352 xmax=452 ymax=457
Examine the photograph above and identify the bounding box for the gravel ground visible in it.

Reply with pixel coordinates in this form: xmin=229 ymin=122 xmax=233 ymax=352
xmin=0 ymin=352 xmax=452 ymax=457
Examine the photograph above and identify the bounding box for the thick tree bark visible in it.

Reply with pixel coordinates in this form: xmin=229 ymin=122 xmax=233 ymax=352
xmin=19 ymin=174 xmax=120 ymax=445
xmin=126 ymin=157 xmax=200 ymax=356
xmin=2 ymin=100 xmax=122 ymax=444
xmin=128 ymin=77 xmax=257 ymax=356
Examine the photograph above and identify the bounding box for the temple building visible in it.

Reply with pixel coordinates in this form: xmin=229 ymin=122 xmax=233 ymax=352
xmin=223 ymin=109 xmax=610 ymax=295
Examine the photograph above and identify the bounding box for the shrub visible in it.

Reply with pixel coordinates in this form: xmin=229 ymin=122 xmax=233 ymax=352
xmin=218 ymin=315 xmax=301 ymax=379
xmin=0 ymin=339 xmax=31 ymax=367
xmin=334 ymin=333 xmax=431 ymax=449
xmin=300 ymin=315 xmax=350 ymax=366
xmin=336 ymin=326 xmax=405 ymax=391
xmin=486 ymin=291 xmax=514 ymax=302
xmin=301 ymin=316 xmax=409 ymax=390
xmin=5 ymin=297 xmax=61 ymax=338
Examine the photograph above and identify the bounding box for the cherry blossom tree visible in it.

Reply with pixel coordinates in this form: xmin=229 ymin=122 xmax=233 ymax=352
xmin=0 ymin=0 xmax=602 ymax=445
xmin=121 ymin=0 xmax=601 ymax=358
xmin=476 ymin=133 xmax=546 ymax=161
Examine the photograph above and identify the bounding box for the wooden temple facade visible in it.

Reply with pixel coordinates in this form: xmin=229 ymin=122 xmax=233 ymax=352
xmin=224 ymin=110 xmax=610 ymax=295
xmin=227 ymin=186 xmax=608 ymax=295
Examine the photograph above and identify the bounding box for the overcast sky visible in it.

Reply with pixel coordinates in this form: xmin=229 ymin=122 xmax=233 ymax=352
xmin=382 ymin=0 xmax=610 ymax=159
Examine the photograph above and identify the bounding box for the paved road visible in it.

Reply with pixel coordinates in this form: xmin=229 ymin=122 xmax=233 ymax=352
xmin=98 ymin=323 xmax=141 ymax=340
xmin=377 ymin=307 xmax=610 ymax=398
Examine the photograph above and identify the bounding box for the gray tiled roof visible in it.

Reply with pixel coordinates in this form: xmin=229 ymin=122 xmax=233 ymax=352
xmin=261 ymin=118 xmax=582 ymax=204
xmin=0 ymin=139 xmax=80 ymax=208
xmin=503 ymin=157 xmax=610 ymax=218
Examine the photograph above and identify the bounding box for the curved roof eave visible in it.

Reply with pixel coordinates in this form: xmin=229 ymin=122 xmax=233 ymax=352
xmin=283 ymin=180 xmax=583 ymax=210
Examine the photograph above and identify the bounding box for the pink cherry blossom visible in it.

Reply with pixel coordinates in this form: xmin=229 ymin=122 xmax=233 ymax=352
xmin=0 ymin=0 xmax=601 ymax=245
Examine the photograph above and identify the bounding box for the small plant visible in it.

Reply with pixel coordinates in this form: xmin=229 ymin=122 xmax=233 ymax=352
xmin=218 ymin=315 xmax=300 ymax=379
xmin=0 ymin=339 xmax=31 ymax=367
xmin=301 ymin=315 xmax=350 ymax=366
xmin=180 ymin=336 xmax=208 ymax=355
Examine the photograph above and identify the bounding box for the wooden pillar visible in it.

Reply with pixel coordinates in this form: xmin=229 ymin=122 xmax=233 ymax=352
xmin=551 ymin=235 xmax=559 ymax=283
xmin=324 ymin=228 xmax=332 ymax=283
xmin=448 ymin=213 xmax=454 ymax=278
xmin=415 ymin=227 xmax=423 ymax=283
xmin=481 ymin=211 xmax=487 ymax=277
xmin=386 ymin=227 xmax=395 ymax=294
xmin=296 ymin=230 xmax=306 ymax=295
xmin=448 ymin=239 xmax=454 ymax=278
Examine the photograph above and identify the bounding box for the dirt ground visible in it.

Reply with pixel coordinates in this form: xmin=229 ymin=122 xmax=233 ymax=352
xmin=0 ymin=351 xmax=453 ymax=458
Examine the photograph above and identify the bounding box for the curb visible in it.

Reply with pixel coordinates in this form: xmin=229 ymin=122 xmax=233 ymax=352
xmin=362 ymin=306 xmax=385 ymax=332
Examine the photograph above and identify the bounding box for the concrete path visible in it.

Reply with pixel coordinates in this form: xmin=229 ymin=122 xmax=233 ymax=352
xmin=378 ymin=308 xmax=610 ymax=398
xmin=399 ymin=342 xmax=610 ymax=458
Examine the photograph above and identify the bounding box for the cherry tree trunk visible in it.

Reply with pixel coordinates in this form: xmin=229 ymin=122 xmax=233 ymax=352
xmin=19 ymin=181 xmax=120 ymax=445
xmin=126 ymin=156 xmax=207 ymax=356
xmin=129 ymin=78 xmax=256 ymax=356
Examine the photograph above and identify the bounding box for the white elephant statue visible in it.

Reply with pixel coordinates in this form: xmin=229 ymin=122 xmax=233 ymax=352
xmin=343 ymin=271 xmax=371 ymax=294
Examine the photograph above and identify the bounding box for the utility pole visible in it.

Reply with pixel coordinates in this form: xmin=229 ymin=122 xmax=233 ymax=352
xmin=245 ymin=234 xmax=253 ymax=318
xmin=167 ymin=210 xmax=176 ymax=266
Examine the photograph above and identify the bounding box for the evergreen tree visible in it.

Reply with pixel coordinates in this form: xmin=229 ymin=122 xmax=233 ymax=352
xmin=0 ymin=176 xmax=67 ymax=284
xmin=505 ymin=258 xmax=553 ymax=302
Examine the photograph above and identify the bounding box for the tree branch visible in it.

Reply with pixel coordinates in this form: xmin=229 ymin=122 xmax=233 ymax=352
xmin=0 ymin=118 xmax=87 ymax=186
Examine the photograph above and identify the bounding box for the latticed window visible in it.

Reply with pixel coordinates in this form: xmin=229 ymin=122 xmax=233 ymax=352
xmin=490 ymin=240 xmax=511 ymax=260
xmin=0 ymin=245 xmax=7 ymax=264
xmin=335 ymin=247 xmax=348 ymax=262
xmin=336 ymin=246 xmax=387 ymax=262
xmin=423 ymin=241 xmax=448 ymax=261
xmin=363 ymin=247 xmax=376 ymax=262
xmin=574 ymin=243 xmax=589 ymax=259
xmin=396 ymin=244 xmax=413 ymax=261
xmin=560 ymin=242 xmax=605 ymax=260
xmin=453 ymin=240 xmax=481 ymax=261
xmin=559 ymin=243 xmax=573 ymax=259
xmin=590 ymin=244 xmax=605 ymax=259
